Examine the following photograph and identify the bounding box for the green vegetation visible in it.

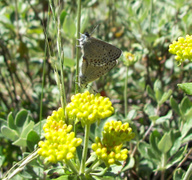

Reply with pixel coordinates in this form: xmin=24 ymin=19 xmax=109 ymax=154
xmin=0 ymin=0 xmax=192 ymax=179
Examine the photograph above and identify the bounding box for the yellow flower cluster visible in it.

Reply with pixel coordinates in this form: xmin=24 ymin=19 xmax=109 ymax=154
xmin=123 ymin=52 xmax=136 ymax=66
xmin=92 ymin=137 xmax=128 ymax=166
xmin=102 ymin=120 xmax=135 ymax=147
xmin=169 ymin=35 xmax=192 ymax=65
xmin=66 ymin=91 xmax=114 ymax=125
xmin=92 ymin=120 xmax=135 ymax=165
xmin=38 ymin=108 xmax=82 ymax=163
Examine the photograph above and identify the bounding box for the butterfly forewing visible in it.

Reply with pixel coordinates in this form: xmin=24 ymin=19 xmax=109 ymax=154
xmin=82 ymin=37 xmax=121 ymax=66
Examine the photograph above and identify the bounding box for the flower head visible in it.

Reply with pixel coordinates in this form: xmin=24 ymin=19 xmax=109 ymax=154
xmin=123 ymin=52 xmax=136 ymax=66
xmin=169 ymin=35 xmax=192 ymax=65
xmin=66 ymin=91 xmax=114 ymax=125
xmin=102 ymin=120 xmax=135 ymax=147
xmin=92 ymin=137 xmax=129 ymax=166
xmin=38 ymin=108 xmax=82 ymax=163
xmin=92 ymin=120 xmax=135 ymax=166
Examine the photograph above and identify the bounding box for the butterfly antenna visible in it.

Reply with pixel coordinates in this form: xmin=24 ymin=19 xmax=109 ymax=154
xmin=90 ymin=24 xmax=100 ymax=36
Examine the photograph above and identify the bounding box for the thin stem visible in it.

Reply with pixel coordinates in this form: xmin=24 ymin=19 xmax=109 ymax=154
xmin=149 ymin=0 xmax=153 ymax=33
xmin=57 ymin=16 xmax=66 ymax=110
xmin=75 ymin=0 xmax=82 ymax=93
xmin=167 ymin=148 xmax=192 ymax=180
xmin=124 ymin=66 xmax=128 ymax=117
xmin=66 ymin=160 xmax=79 ymax=174
xmin=85 ymin=159 xmax=101 ymax=174
xmin=80 ymin=124 xmax=91 ymax=174
xmin=132 ymin=122 xmax=154 ymax=156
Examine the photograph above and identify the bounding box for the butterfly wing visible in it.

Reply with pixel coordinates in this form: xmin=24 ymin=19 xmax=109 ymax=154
xmin=82 ymin=37 xmax=122 ymax=66
xmin=80 ymin=58 xmax=117 ymax=87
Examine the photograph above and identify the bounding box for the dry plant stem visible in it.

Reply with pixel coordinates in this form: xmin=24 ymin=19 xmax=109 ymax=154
xmin=57 ymin=17 xmax=67 ymax=109
xmin=3 ymin=151 xmax=39 ymax=180
xmin=124 ymin=66 xmax=128 ymax=117
xmin=75 ymin=0 xmax=82 ymax=93
xmin=167 ymin=148 xmax=192 ymax=180
xmin=132 ymin=122 xmax=154 ymax=156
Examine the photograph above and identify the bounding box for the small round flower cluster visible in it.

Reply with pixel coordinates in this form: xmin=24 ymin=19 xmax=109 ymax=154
xmin=123 ymin=52 xmax=136 ymax=66
xmin=102 ymin=120 xmax=135 ymax=147
xmin=169 ymin=35 xmax=192 ymax=65
xmin=92 ymin=120 xmax=135 ymax=165
xmin=92 ymin=137 xmax=128 ymax=166
xmin=38 ymin=108 xmax=82 ymax=163
xmin=66 ymin=91 xmax=114 ymax=125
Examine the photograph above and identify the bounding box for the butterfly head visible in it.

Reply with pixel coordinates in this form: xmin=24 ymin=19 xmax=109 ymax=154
xmin=79 ymin=32 xmax=90 ymax=47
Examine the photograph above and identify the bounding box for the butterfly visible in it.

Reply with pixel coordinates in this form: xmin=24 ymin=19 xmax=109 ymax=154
xmin=78 ymin=32 xmax=122 ymax=87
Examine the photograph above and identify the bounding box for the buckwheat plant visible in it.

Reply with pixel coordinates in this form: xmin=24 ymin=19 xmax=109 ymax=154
xmin=38 ymin=91 xmax=135 ymax=177
xmin=169 ymin=34 xmax=192 ymax=65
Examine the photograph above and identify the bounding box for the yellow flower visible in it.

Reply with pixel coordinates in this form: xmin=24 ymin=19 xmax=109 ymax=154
xmin=38 ymin=108 xmax=82 ymax=163
xmin=123 ymin=52 xmax=136 ymax=66
xmin=92 ymin=120 xmax=134 ymax=166
xmin=103 ymin=120 xmax=135 ymax=147
xmin=169 ymin=35 xmax=192 ymax=65
xmin=66 ymin=91 xmax=114 ymax=125
xmin=92 ymin=137 xmax=128 ymax=166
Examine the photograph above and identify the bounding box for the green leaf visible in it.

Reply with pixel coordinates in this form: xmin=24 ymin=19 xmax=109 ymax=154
xmin=20 ymin=121 xmax=34 ymax=138
xmin=170 ymin=96 xmax=180 ymax=115
xmin=7 ymin=112 xmax=17 ymax=130
xmin=170 ymin=131 xmax=182 ymax=156
xmin=156 ymin=110 xmax=172 ymax=124
xmin=179 ymin=96 xmax=192 ymax=116
xmin=173 ymin=168 xmax=185 ymax=180
xmin=27 ymin=130 xmax=40 ymax=151
xmin=33 ymin=120 xmax=47 ymax=136
xmin=154 ymin=80 xmax=163 ymax=103
xmin=60 ymin=10 xmax=67 ymax=25
xmin=122 ymin=156 xmax=135 ymax=171
xmin=13 ymin=137 xmax=27 ymax=147
xmin=166 ymin=145 xmax=187 ymax=169
xmin=150 ymin=130 xmax=161 ymax=155
xmin=144 ymin=103 xmax=155 ymax=117
xmin=146 ymin=85 xmax=155 ymax=100
xmin=149 ymin=115 xmax=159 ymax=122
xmin=127 ymin=109 xmax=137 ymax=120
xmin=138 ymin=142 xmax=151 ymax=159
xmin=159 ymin=89 xmax=172 ymax=106
xmin=178 ymin=83 xmax=192 ymax=95
xmin=63 ymin=15 xmax=76 ymax=38
xmin=0 ymin=118 xmax=7 ymax=137
xmin=63 ymin=57 xmax=75 ymax=67
xmin=183 ymin=163 xmax=192 ymax=180
xmin=1 ymin=126 xmax=19 ymax=141
xmin=15 ymin=109 xmax=29 ymax=128
xmin=181 ymin=109 xmax=192 ymax=139
xmin=158 ymin=132 xmax=172 ymax=153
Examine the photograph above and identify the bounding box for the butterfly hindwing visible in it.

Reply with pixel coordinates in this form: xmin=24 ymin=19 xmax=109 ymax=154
xmin=80 ymin=58 xmax=117 ymax=86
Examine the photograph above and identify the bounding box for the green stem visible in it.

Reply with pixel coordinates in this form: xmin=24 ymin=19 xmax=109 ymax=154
xmin=124 ymin=66 xmax=128 ymax=117
xmin=80 ymin=124 xmax=91 ymax=174
xmin=75 ymin=0 xmax=82 ymax=93
xmin=85 ymin=159 xmax=101 ymax=174
xmin=183 ymin=161 xmax=192 ymax=180
xmin=161 ymin=153 xmax=167 ymax=180
xmin=66 ymin=159 xmax=79 ymax=174
xmin=149 ymin=0 xmax=153 ymax=33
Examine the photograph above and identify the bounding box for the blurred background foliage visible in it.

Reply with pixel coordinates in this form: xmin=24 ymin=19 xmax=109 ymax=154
xmin=0 ymin=0 xmax=192 ymax=179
